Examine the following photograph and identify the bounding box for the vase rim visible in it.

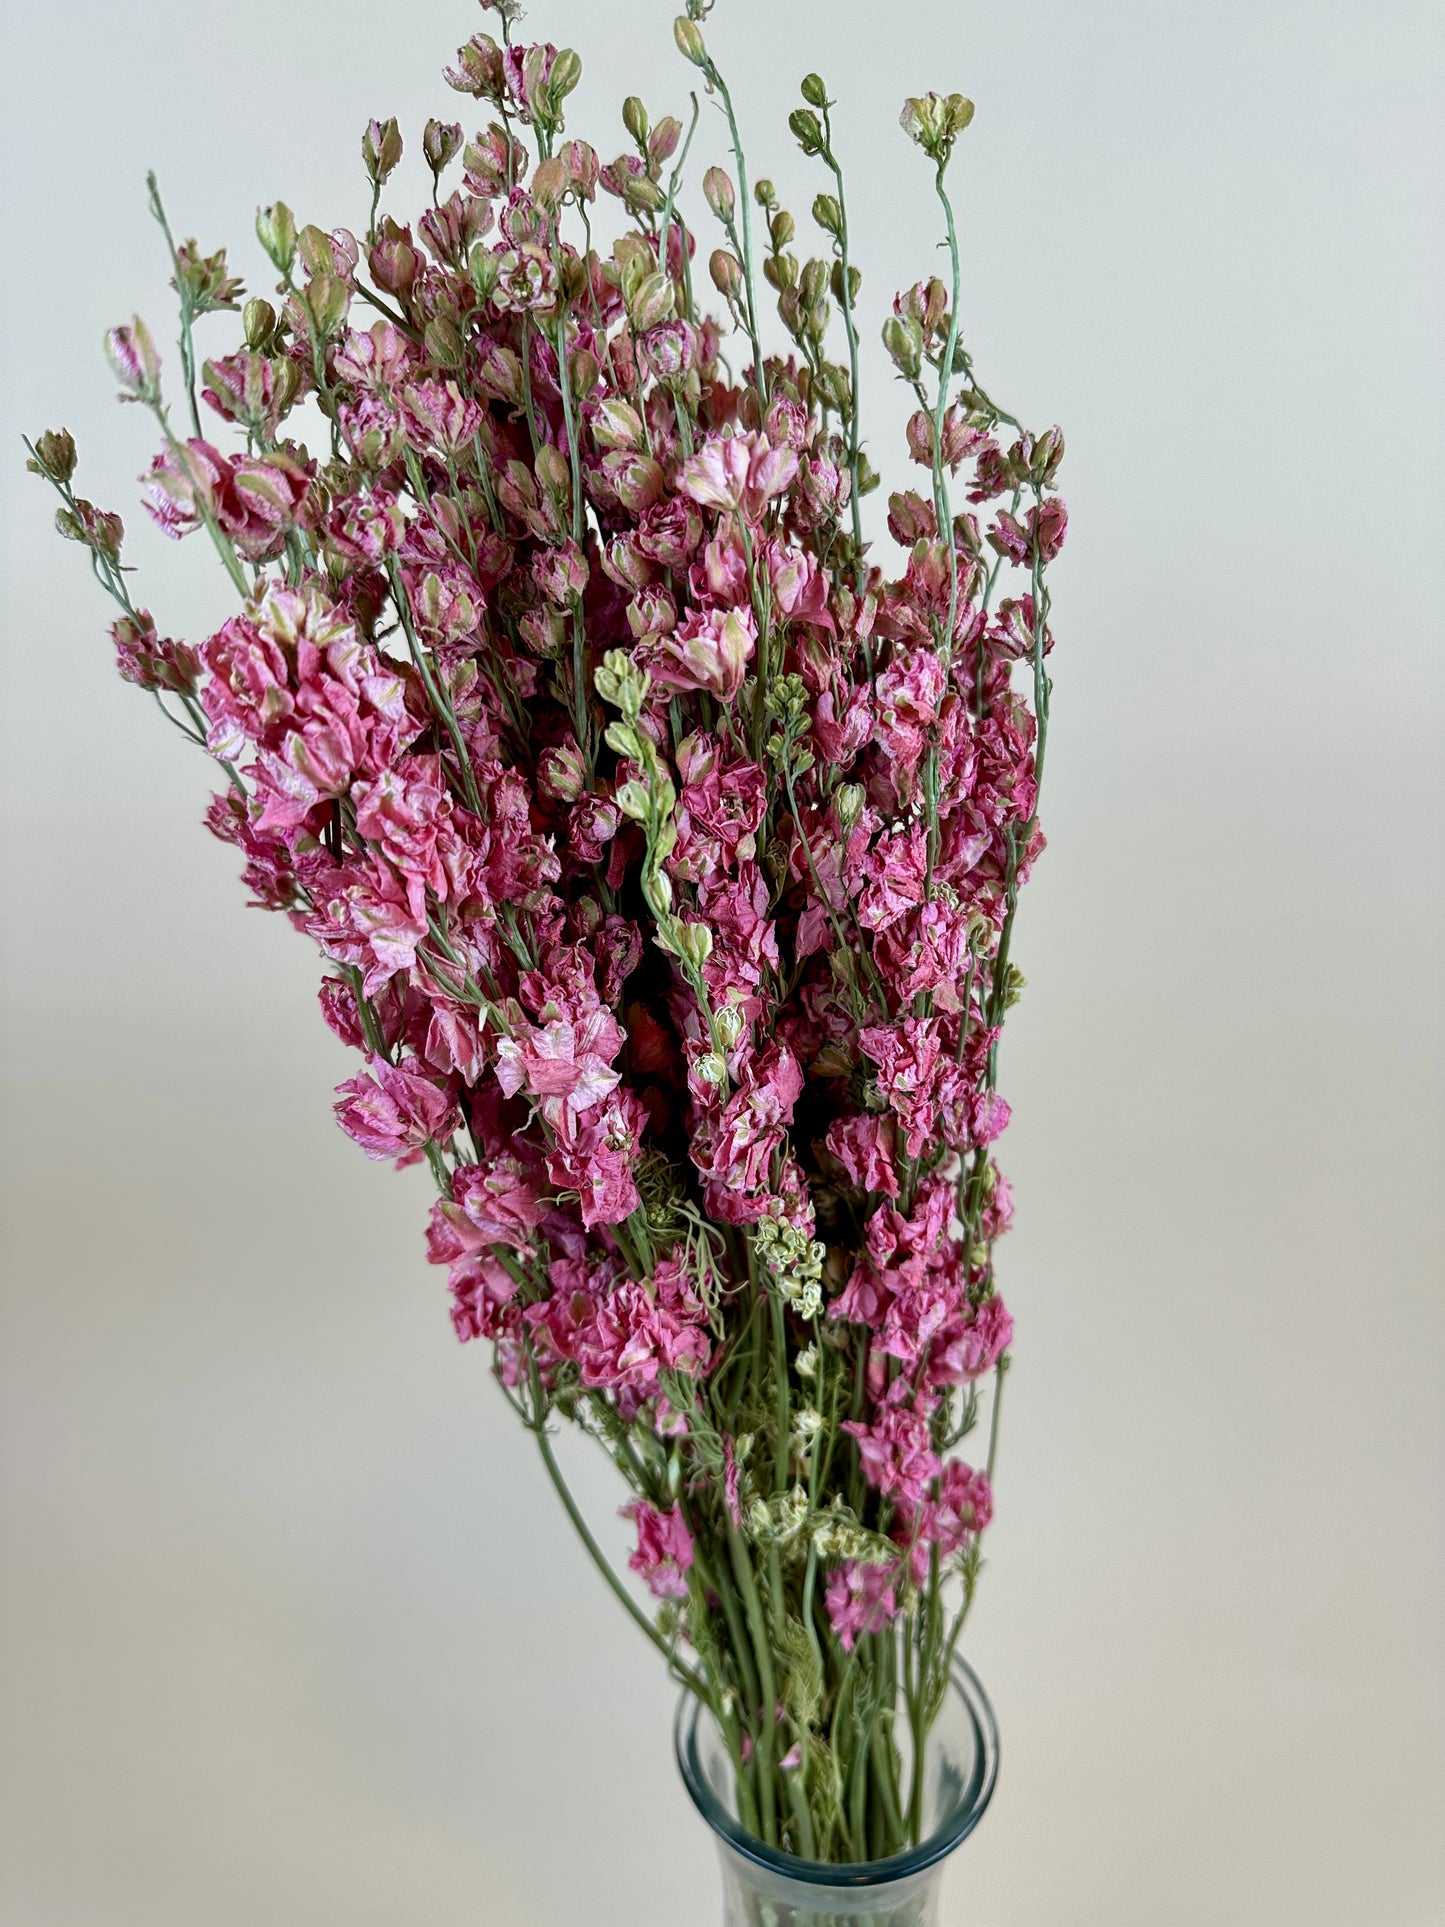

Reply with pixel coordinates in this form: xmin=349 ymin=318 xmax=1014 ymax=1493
xmin=673 ymin=1650 xmax=1000 ymax=1889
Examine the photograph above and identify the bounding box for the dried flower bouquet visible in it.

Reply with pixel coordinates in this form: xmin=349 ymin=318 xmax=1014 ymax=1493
xmin=27 ymin=0 xmax=1064 ymax=1866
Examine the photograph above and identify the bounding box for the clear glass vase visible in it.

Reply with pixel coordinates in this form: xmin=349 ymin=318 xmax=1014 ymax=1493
xmin=674 ymin=1654 xmax=999 ymax=1927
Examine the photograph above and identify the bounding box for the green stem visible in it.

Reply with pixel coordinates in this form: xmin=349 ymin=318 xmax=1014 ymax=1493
xmin=986 ymin=1353 xmax=1010 ymax=1485
xmin=821 ymin=117 xmax=866 ymax=588
xmin=532 ymin=1400 xmax=704 ymax=1699
xmin=146 ymin=174 xmax=202 ymax=440
xmin=728 ymin=1528 xmax=780 ymax=1846
xmin=705 ymin=60 xmax=768 ymax=408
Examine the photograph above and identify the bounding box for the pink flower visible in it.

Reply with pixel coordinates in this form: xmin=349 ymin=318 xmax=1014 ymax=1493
xmin=111 ymin=610 xmax=200 ymax=695
xmin=428 ymin=1154 xmax=547 ymax=1257
xmin=352 ymin=754 xmax=456 ymax=912
xmin=854 ymin=821 xmax=929 ymax=933
xmin=859 ymin=1018 xmax=944 ymax=1158
xmin=892 ymin=1460 xmax=993 ymax=1584
xmin=399 ymin=379 xmax=483 ymax=458
xmin=989 ymin=497 xmax=1067 ymax=567
xmin=766 ymin=542 xmax=834 ymax=629
xmin=680 ymin=431 xmax=800 ymax=523
xmin=825 ymin=1562 xmax=899 ymax=1653
xmin=545 ymin=1087 xmax=647 ymax=1229
xmin=529 ymin=1244 xmax=711 ymax=1389
xmin=929 ymin=1293 xmax=1014 ymax=1386
xmin=842 ymin=1393 xmax=941 ymax=1508
xmin=825 ymin=1114 xmax=900 ymax=1199
xmin=497 ymin=1014 xmax=622 ymax=1124
xmin=651 ymin=604 xmax=756 ymax=702
xmin=334 ymin=320 xmax=417 ymax=393
xmin=334 ymin=1055 xmax=457 ymax=1166
xmin=875 ymin=899 xmax=974 ymax=1012
xmin=299 ymin=851 xmax=429 ymax=996
xmin=669 ymin=739 xmax=767 ymax=882
xmin=622 ymin=1500 xmax=694 ymax=1601
xmin=874 ymin=645 xmax=946 ymax=776
xmin=447 ymin=1250 xmax=522 ymax=1346
xmin=693 ymin=1044 xmax=804 ymax=1223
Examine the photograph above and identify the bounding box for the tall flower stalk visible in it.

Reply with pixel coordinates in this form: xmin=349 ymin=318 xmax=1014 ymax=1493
xmin=28 ymin=0 xmax=1065 ymax=1866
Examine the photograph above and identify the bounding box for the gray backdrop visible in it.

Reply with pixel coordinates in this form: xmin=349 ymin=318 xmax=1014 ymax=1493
xmin=1 ymin=1 xmax=1441 ymax=1922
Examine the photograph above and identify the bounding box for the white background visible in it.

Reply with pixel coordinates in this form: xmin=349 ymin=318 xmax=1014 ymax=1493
xmin=1 ymin=1 xmax=1441 ymax=1921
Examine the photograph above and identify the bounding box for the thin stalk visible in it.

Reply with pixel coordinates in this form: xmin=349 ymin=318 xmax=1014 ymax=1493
xmin=728 ymin=1527 xmax=781 ymax=1846
xmin=986 ymin=1353 xmax=1010 ymax=1485
xmin=532 ymin=1395 xmax=704 ymax=1699
xmin=820 ymin=110 xmax=866 ymax=588
xmin=146 ymin=174 xmax=202 ymax=439
xmin=384 ymin=559 xmax=483 ymax=814
xmin=702 ymin=56 xmax=768 ymax=408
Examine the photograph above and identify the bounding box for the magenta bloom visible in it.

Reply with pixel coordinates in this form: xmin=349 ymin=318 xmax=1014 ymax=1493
xmin=651 ymin=604 xmax=756 ymax=701
xmin=824 ymin=1563 xmax=900 ymax=1653
xmin=495 ymin=974 xmax=625 ymax=1131
xmin=842 ymin=1395 xmax=942 ymax=1510
xmin=334 ymin=1056 xmax=457 ymax=1166
xmin=622 ymin=1500 xmax=695 ymax=1601
xmin=428 ymin=1154 xmax=547 ymax=1257
xmin=680 ymin=430 xmax=800 ymax=523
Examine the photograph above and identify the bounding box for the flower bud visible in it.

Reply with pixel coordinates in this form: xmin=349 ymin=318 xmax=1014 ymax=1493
xmin=830 ymin=260 xmax=862 ymax=309
xmin=770 ymin=208 xmax=795 ymax=248
xmin=649 ymin=116 xmax=682 ymax=165
xmin=881 ymin=313 xmax=924 ymax=381
xmin=242 ymin=297 xmax=277 ymax=350
xmin=628 ymin=271 xmax=676 ymax=333
xmin=788 ymin=107 xmax=823 ymax=155
xmin=673 ymin=16 xmax=707 ymax=65
xmin=305 ymin=272 xmax=350 ymax=340
xmin=591 ymin=397 xmax=646 ymax=451
xmin=530 ymin=155 xmax=567 ymax=210
xmin=694 ymin=1050 xmax=728 ymax=1088
xmin=369 ymin=231 xmax=418 ymax=297
xmin=423 ymin=315 xmax=465 ymax=369
xmin=547 ymin=47 xmax=583 ymax=112
xmin=811 ymin=192 xmax=843 ymax=239
xmin=709 ymin=249 xmax=744 ymax=301
xmin=562 ymin=138 xmax=601 ymax=200
xmin=423 ymin=118 xmax=464 ymax=180
xmin=615 ymin=778 xmax=652 ymax=823
xmin=642 ymin=867 xmax=674 ymax=920
xmin=362 ymin=117 xmax=403 ymax=188
xmin=104 ymin=317 xmax=162 ymax=403
xmin=754 ymin=178 xmax=778 ymax=210
xmin=713 ymin=1004 xmax=745 ymax=1050
xmin=569 ymin=346 xmax=601 ymax=398
xmin=256 ymin=201 xmax=297 ymax=275
xmin=675 ymin=922 xmax=713 ymax=973
xmin=702 ymin=166 xmax=735 ymax=223
xmin=468 ymin=244 xmax=501 ymax=304
xmin=623 ymin=95 xmax=649 ymax=144
xmin=835 ymin=782 xmax=865 ymax=834
xmin=594 ymin=647 xmax=650 ymax=722
xmin=1032 ymin=425 xmax=1066 ymax=485
xmin=609 ymin=450 xmax=667 ymax=515
xmin=800 ymin=72 xmax=829 ymax=108
xmin=25 ymin=428 xmax=76 ymax=484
